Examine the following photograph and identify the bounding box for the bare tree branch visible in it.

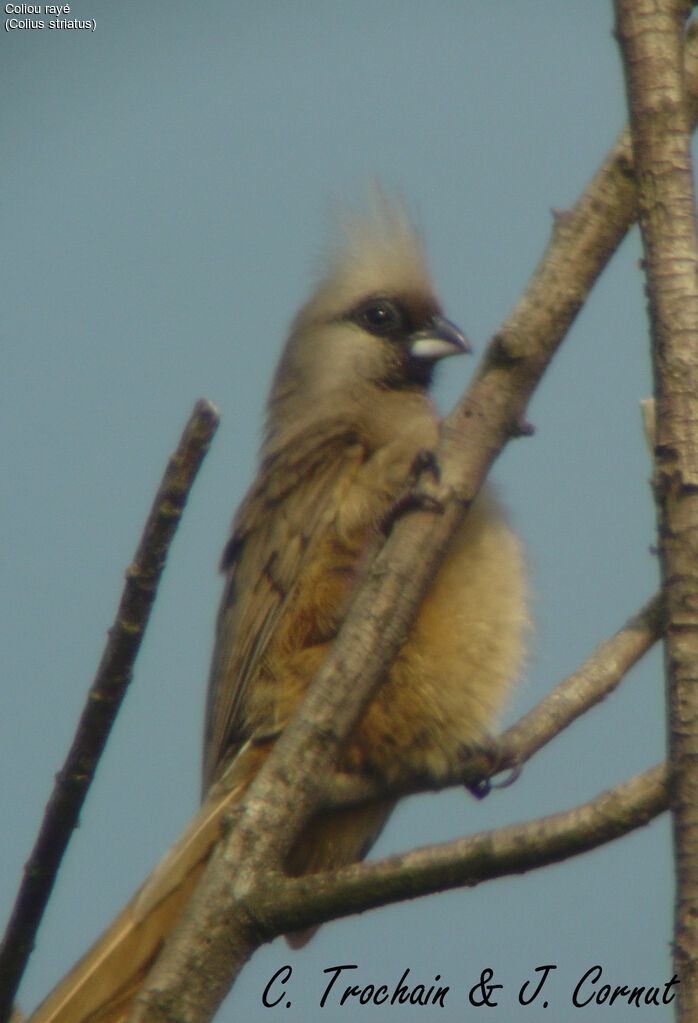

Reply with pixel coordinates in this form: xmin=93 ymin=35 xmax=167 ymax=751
xmin=0 ymin=400 xmax=220 ymax=1023
xmin=497 ymin=593 xmax=663 ymax=767
xmin=252 ymin=764 xmax=669 ymax=938
xmin=615 ymin=1 xmax=698 ymax=1016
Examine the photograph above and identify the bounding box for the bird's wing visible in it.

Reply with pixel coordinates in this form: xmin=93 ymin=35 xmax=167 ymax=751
xmin=202 ymin=420 xmax=369 ymax=790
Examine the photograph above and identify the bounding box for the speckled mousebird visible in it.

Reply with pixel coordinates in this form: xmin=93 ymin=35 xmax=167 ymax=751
xmin=202 ymin=194 xmax=529 ymax=944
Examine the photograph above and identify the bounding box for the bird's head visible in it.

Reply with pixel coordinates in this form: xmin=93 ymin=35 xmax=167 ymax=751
xmin=266 ymin=194 xmax=470 ymax=442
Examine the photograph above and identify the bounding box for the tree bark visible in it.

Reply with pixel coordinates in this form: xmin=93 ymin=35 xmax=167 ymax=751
xmin=615 ymin=1 xmax=698 ymax=1017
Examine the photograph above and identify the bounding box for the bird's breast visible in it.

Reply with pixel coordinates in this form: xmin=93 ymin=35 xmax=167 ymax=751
xmin=258 ymin=479 xmax=528 ymax=784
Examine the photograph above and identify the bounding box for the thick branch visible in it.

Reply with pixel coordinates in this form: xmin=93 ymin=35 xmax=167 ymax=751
xmin=615 ymin=2 xmax=698 ymax=1017
xmin=0 ymin=401 xmax=220 ymax=1023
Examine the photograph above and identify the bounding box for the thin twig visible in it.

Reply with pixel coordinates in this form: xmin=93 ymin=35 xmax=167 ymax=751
xmin=497 ymin=593 xmax=663 ymax=764
xmin=0 ymin=400 xmax=220 ymax=1023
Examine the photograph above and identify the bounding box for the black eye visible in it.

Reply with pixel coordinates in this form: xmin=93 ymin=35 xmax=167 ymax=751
xmin=355 ymin=299 xmax=404 ymax=337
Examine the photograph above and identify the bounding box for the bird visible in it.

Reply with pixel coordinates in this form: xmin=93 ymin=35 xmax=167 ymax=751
xmin=202 ymin=193 xmax=529 ymax=943
xmin=28 ymin=195 xmax=529 ymax=1023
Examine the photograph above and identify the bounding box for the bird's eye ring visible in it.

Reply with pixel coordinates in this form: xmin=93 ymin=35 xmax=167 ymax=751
xmin=355 ymin=299 xmax=403 ymax=337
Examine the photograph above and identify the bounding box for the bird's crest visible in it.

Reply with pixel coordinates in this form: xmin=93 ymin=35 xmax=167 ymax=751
xmin=295 ymin=190 xmax=435 ymax=328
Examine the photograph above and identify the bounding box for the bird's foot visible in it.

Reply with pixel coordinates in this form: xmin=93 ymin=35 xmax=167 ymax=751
xmin=459 ymin=736 xmax=521 ymax=800
xmin=381 ymin=450 xmax=445 ymax=533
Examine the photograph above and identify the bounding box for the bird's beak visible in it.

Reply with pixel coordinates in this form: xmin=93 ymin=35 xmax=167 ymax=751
xmin=407 ymin=314 xmax=472 ymax=361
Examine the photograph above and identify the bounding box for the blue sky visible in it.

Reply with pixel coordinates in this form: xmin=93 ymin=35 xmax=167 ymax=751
xmin=2 ymin=4 xmax=674 ymax=1020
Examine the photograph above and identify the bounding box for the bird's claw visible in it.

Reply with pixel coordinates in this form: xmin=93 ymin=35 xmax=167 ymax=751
xmin=381 ymin=450 xmax=446 ymax=534
xmin=411 ymin=448 xmax=441 ymax=483
xmin=381 ymin=489 xmax=445 ymax=534
xmin=459 ymin=737 xmax=521 ymax=799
